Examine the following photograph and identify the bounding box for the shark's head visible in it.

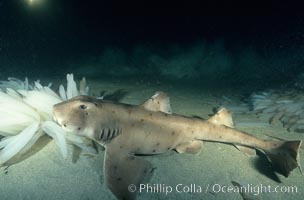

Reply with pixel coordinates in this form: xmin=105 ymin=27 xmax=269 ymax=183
xmin=53 ymin=95 xmax=99 ymax=137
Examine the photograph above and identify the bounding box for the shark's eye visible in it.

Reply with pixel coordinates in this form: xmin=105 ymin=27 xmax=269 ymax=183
xmin=79 ymin=104 xmax=87 ymax=110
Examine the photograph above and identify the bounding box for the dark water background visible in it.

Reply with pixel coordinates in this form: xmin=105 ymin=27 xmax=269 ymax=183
xmin=1 ymin=1 xmax=304 ymax=90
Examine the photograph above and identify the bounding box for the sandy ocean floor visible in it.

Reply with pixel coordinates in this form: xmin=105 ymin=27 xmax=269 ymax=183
xmin=0 ymin=77 xmax=303 ymax=200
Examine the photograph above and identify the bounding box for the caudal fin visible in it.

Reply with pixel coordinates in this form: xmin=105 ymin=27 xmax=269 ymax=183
xmin=265 ymin=140 xmax=302 ymax=177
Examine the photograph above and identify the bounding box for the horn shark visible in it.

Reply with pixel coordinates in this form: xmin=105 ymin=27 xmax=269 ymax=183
xmin=52 ymin=92 xmax=302 ymax=200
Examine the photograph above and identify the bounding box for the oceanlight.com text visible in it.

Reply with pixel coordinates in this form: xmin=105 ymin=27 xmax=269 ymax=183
xmin=130 ymin=183 xmax=298 ymax=196
xmin=211 ymin=183 xmax=298 ymax=195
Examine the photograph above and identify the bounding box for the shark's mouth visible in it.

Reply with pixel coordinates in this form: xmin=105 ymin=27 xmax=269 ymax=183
xmin=52 ymin=112 xmax=59 ymax=124
xmin=52 ymin=111 xmax=64 ymax=128
xmin=52 ymin=112 xmax=76 ymax=133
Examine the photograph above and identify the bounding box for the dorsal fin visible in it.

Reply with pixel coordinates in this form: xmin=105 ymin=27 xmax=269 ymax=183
xmin=208 ymin=108 xmax=256 ymax=156
xmin=140 ymin=91 xmax=172 ymax=114
xmin=207 ymin=108 xmax=234 ymax=128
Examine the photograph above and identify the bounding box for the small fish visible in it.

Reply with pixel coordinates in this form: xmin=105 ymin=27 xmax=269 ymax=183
xmin=53 ymin=92 xmax=302 ymax=200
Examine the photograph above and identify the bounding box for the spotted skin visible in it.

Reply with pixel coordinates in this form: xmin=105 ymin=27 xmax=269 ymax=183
xmin=53 ymin=94 xmax=302 ymax=200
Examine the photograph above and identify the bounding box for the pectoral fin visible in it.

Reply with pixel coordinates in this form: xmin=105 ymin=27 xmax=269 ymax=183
xmin=104 ymin=144 xmax=153 ymax=200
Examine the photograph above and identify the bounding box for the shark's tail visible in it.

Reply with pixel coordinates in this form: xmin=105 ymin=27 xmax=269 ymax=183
xmin=264 ymin=140 xmax=302 ymax=177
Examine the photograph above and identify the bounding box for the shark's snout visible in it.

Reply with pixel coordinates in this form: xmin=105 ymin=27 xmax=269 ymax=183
xmin=52 ymin=102 xmax=85 ymax=133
